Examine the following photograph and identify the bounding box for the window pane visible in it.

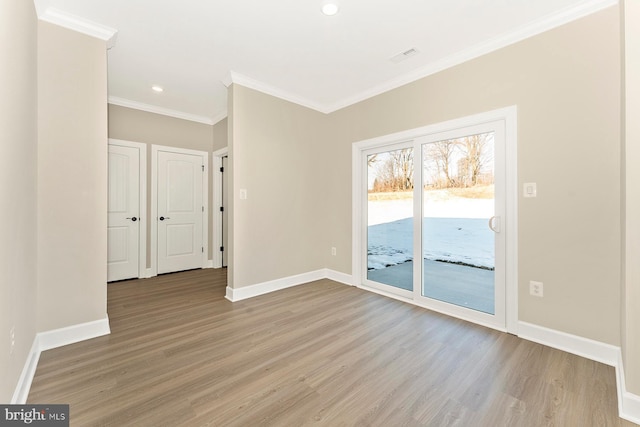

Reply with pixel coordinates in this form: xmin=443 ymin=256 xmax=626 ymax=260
xmin=422 ymin=133 xmax=495 ymax=314
xmin=366 ymin=148 xmax=414 ymax=291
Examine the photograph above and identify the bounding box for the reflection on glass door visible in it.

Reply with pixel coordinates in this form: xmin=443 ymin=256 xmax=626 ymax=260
xmin=422 ymin=133 xmax=495 ymax=314
xmin=366 ymin=147 xmax=414 ymax=292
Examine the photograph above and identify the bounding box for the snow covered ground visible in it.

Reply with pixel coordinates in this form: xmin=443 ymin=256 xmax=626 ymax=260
xmin=367 ymin=195 xmax=494 ymax=270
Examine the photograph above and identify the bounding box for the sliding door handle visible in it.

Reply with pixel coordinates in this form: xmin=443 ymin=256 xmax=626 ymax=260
xmin=488 ymin=216 xmax=501 ymax=233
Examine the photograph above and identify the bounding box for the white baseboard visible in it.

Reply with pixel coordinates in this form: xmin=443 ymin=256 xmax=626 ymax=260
xmin=224 ymin=269 xmax=354 ymax=302
xmin=324 ymin=269 xmax=354 ymax=286
xmin=518 ymin=321 xmax=619 ymax=366
xmin=518 ymin=321 xmax=640 ymax=423
xmin=616 ymin=351 xmax=640 ymax=424
xmin=11 ymin=338 xmax=42 ymax=404
xmin=205 ymin=260 xmax=214 ymax=269
xmin=11 ymin=317 xmax=111 ymax=404
xmin=225 ymin=270 xmax=326 ymax=302
xmin=38 ymin=317 xmax=110 ymax=352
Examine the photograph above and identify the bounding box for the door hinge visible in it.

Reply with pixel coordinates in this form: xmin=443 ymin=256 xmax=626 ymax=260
xmin=220 ymin=206 xmax=224 ymax=212
xmin=220 ymin=166 xmax=224 ymax=173
xmin=220 ymin=246 xmax=224 ymax=252
xmin=202 ymin=206 xmax=204 ymax=212
xmin=202 ymin=247 xmax=204 ymax=253
xmin=202 ymin=165 xmax=205 ymax=172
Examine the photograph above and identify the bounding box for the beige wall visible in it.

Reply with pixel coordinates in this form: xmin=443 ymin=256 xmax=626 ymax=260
xmin=37 ymin=22 xmax=108 ymax=331
xmin=622 ymin=0 xmax=640 ymax=395
xmin=0 ymin=0 xmax=38 ymax=402
xmin=108 ymin=105 xmax=218 ymax=263
xmin=229 ymin=85 xmax=328 ymax=288
xmin=213 ymin=118 xmax=228 ymax=153
xmin=323 ymin=6 xmax=622 ymax=345
xmin=228 ymin=6 xmax=622 ymax=345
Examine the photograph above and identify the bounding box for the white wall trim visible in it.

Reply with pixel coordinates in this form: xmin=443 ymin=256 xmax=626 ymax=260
xmin=324 ymin=269 xmax=354 ymax=286
xmin=211 ymin=110 xmax=228 ymax=126
xmin=227 ymin=71 xmax=330 ymax=113
xmin=325 ymin=0 xmax=617 ymax=113
xmin=34 ymin=3 xmax=118 ymax=48
xmin=225 ymin=269 xmax=328 ymax=302
xmin=108 ymin=97 xmax=216 ymax=125
xmin=151 ymin=145 xmax=209 ymax=276
xmin=11 ymin=317 xmax=110 ymax=404
xmin=518 ymin=321 xmax=640 ymax=423
xmin=616 ymin=351 xmax=640 ymax=424
xmin=518 ymin=321 xmax=619 ymax=366
xmin=11 ymin=338 xmax=42 ymax=404
xmin=226 ymin=1 xmax=616 ymax=115
xmin=224 ymin=269 xmax=352 ymax=302
xmin=212 ymin=148 xmax=229 ymax=269
xmin=37 ymin=318 xmax=111 ymax=352
xmin=108 ymin=139 xmax=148 ymax=280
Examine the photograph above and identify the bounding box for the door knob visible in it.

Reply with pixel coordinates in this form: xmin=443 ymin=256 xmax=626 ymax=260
xmin=159 ymin=216 xmax=170 ymax=221
xmin=126 ymin=217 xmax=138 ymax=222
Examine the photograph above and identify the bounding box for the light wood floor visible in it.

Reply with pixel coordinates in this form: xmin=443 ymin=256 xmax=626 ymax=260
xmin=28 ymin=269 xmax=636 ymax=426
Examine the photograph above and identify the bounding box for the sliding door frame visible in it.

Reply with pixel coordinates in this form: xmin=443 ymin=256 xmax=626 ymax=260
xmin=352 ymin=106 xmax=518 ymax=333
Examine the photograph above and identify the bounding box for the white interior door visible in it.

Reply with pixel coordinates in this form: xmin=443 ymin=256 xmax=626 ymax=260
xmin=157 ymin=150 xmax=204 ymax=274
xmin=108 ymin=144 xmax=140 ymax=282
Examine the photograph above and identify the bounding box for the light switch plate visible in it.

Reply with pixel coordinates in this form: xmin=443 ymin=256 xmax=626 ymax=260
xmin=523 ymin=183 xmax=537 ymax=198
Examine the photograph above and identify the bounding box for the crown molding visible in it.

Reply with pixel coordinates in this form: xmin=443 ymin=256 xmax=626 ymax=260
xmin=108 ymin=97 xmax=218 ymax=125
xmin=221 ymin=73 xmax=233 ymax=88
xmin=34 ymin=2 xmax=118 ymax=48
xmin=227 ymin=71 xmax=332 ymax=114
xmin=324 ymin=0 xmax=618 ymax=112
xmin=211 ymin=110 xmax=228 ymax=125
xmin=228 ymin=0 xmax=618 ymax=115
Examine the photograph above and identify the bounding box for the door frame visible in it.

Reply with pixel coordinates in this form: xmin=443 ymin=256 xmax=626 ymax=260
xmin=108 ymin=138 xmax=148 ymax=280
xmin=212 ymin=147 xmax=229 ymax=268
xmin=151 ymin=144 xmax=209 ymax=276
xmin=351 ymin=106 xmax=518 ymax=334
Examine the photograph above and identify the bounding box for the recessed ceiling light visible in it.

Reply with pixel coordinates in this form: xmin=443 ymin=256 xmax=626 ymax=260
xmin=152 ymin=85 xmax=164 ymax=93
xmin=321 ymin=1 xmax=339 ymax=16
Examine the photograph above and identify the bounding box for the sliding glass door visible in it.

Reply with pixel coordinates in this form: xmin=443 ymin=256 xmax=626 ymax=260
xmin=421 ymin=132 xmax=497 ymax=315
xmin=361 ymin=118 xmax=507 ymax=330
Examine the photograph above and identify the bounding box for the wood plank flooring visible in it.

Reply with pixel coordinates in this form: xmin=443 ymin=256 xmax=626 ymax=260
xmin=28 ymin=269 xmax=636 ymax=426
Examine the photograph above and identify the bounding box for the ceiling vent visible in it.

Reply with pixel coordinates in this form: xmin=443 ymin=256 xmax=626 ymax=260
xmin=390 ymin=48 xmax=420 ymax=64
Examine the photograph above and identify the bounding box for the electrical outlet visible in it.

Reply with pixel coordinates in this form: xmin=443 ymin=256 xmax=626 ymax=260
xmin=331 ymin=247 xmax=337 ymax=256
xmin=9 ymin=326 xmax=15 ymax=355
xmin=530 ymin=281 xmax=544 ymax=297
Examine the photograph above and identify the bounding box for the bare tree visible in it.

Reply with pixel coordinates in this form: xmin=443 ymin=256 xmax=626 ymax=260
xmin=459 ymin=133 xmax=492 ymax=186
xmin=390 ymin=148 xmax=414 ymax=190
xmin=426 ymin=140 xmax=457 ymax=188
xmin=370 ymin=148 xmax=414 ymax=192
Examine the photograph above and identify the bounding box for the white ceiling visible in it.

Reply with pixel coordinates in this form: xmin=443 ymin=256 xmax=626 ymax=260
xmin=34 ymin=0 xmax=615 ymax=124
